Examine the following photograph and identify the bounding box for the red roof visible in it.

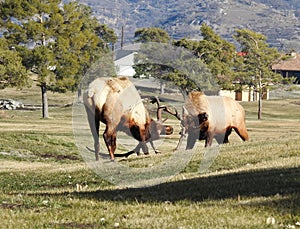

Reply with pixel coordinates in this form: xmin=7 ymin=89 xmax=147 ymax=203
xmin=272 ymin=53 xmax=300 ymax=71
xmin=237 ymin=52 xmax=247 ymax=57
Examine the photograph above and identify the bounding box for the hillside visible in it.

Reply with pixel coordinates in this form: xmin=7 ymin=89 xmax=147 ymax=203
xmin=74 ymin=0 xmax=300 ymax=50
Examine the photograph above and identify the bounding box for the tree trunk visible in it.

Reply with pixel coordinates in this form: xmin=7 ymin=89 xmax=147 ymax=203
xmin=160 ymin=81 xmax=165 ymax=94
xmin=258 ymin=91 xmax=262 ymax=120
xmin=41 ymin=82 xmax=49 ymax=118
xmin=257 ymin=71 xmax=262 ymax=120
xmin=77 ymin=88 xmax=82 ymax=103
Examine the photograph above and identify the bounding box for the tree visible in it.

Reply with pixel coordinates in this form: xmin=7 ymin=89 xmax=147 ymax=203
xmin=134 ymin=27 xmax=171 ymax=43
xmin=0 ymin=38 xmax=28 ymax=89
xmin=134 ymin=42 xmax=215 ymax=95
xmin=134 ymin=28 xmax=171 ymax=94
xmin=95 ymin=24 xmax=117 ymax=49
xmin=233 ymin=29 xmax=282 ymax=119
xmin=133 ymin=27 xmax=219 ymax=94
xmin=198 ymin=24 xmax=236 ymax=88
xmin=174 ymin=23 xmax=236 ymax=89
xmin=0 ymin=0 xmax=116 ymax=118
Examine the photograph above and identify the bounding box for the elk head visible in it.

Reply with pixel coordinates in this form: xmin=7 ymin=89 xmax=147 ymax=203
xmin=180 ymin=107 xmax=209 ymax=149
xmin=128 ymin=96 xmax=179 ymax=156
xmin=147 ymin=96 xmax=181 ymax=141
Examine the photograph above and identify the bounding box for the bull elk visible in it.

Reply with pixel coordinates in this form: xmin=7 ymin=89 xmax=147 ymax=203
xmin=83 ymin=76 xmax=177 ymax=161
xmin=180 ymin=91 xmax=249 ymax=149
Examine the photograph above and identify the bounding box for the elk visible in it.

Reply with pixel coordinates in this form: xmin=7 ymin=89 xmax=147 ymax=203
xmin=83 ymin=76 xmax=177 ymax=161
xmin=179 ymin=91 xmax=249 ymax=149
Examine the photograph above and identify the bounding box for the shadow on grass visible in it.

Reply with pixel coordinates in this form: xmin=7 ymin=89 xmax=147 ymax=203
xmin=74 ymin=167 xmax=300 ymax=203
xmin=27 ymin=166 xmax=299 ymax=216
xmin=24 ymin=166 xmax=300 ymax=218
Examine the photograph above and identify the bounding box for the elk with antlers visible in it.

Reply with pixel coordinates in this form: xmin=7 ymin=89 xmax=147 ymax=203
xmin=83 ymin=76 xmax=177 ymax=161
xmin=181 ymin=91 xmax=249 ymax=149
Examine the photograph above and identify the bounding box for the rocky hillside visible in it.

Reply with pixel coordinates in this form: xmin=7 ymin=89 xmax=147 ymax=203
xmin=75 ymin=0 xmax=300 ymax=50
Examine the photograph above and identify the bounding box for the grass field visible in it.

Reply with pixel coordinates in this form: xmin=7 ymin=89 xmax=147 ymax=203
xmin=0 ymin=86 xmax=299 ymax=228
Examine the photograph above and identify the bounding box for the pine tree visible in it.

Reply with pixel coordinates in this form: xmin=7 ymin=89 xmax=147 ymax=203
xmin=197 ymin=24 xmax=236 ymax=89
xmin=174 ymin=23 xmax=236 ymax=90
xmin=134 ymin=27 xmax=171 ymax=43
xmin=0 ymin=0 xmax=116 ymax=118
xmin=233 ymin=29 xmax=282 ymax=119
xmin=0 ymin=38 xmax=28 ymax=89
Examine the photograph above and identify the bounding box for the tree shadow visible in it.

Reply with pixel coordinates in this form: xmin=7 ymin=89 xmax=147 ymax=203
xmin=29 ymin=166 xmax=299 ymax=217
xmin=75 ymin=167 xmax=300 ymax=203
xmin=71 ymin=166 xmax=299 ymax=217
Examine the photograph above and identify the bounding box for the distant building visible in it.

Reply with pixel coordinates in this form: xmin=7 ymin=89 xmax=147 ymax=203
xmin=219 ymin=86 xmax=269 ymax=102
xmin=113 ymin=50 xmax=271 ymax=101
xmin=114 ymin=50 xmax=137 ymax=77
xmin=272 ymin=52 xmax=300 ymax=84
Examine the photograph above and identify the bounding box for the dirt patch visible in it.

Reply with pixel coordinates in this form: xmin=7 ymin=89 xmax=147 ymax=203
xmin=49 ymin=222 xmax=97 ymax=228
xmin=40 ymin=153 xmax=80 ymax=161
xmin=1 ymin=202 xmax=23 ymax=210
xmin=291 ymin=101 xmax=300 ymax=106
xmin=0 ymin=110 xmax=10 ymax=119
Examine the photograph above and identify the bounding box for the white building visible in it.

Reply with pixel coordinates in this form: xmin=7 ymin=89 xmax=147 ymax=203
xmin=219 ymin=87 xmax=269 ymax=102
xmin=114 ymin=50 xmax=137 ymax=77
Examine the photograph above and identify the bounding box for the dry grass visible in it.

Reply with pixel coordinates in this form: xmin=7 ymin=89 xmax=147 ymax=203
xmin=0 ymin=86 xmax=300 ymax=228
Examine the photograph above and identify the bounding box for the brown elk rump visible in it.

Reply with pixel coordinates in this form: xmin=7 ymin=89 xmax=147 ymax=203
xmin=83 ymin=76 xmax=174 ymax=161
xmin=183 ymin=91 xmax=249 ymax=149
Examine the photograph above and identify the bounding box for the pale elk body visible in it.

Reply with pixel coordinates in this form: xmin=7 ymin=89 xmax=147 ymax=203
xmin=182 ymin=91 xmax=249 ymax=149
xmin=83 ymin=76 xmax=174 ymax=161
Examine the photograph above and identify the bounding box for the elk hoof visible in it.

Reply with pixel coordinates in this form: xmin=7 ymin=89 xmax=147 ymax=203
xmin=154 ymin=150 xmax=161 ymax=154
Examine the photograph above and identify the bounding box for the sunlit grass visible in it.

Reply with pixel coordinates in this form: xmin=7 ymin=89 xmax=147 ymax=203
xmin=0 ymin=86 xmax=300 ymax=228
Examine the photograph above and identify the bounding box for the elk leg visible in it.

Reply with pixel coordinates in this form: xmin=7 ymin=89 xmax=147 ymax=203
xmin=186 ymin=131 xmax=198 ymax=150
xmin=149 ymin=140 xmax=160 ymax=154
xmin=141 ymin=142 xmax=149 ymax=155
xmin=215 ymin=135 xmax=224 ymax=144
xmin=234 ymin=126 xmax=249 ymax=141
xmin=103 ymin=127 xmax=117 ymax=161
xmin=223 ymin=128 xmax=232 ymax=144
xmin=205 ymin=132 xmax=214 ymax=147
xmin=131 ymin=143 xmax=142 ymax=156
xmin=127 ymin=142 xmax=148 ymax=156
xmin=174 ymin=125 xmax=186 ymax=151
xmin=85 ymin=107 xmax=100 ymax=161
xmin=174 ymin=133 xmax=184 ymax=151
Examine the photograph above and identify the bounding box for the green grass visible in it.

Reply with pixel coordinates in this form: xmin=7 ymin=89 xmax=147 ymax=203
xmin=0 ymin=86 xmax=300 ymax=228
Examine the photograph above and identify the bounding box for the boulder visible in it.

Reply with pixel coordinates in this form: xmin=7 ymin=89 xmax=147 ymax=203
xmin=0 ymin=99 xmax=24 ymax=110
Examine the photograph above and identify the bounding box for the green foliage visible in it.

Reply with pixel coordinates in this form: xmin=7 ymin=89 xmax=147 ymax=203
xmin=132 ymin=27 xmax=219 ymax=93
xmin=31 ymin=45 xmax=55 ymax=82
xmin=0 ymin=0 xmax=117 ymax=92
xmin=0 ymin=0 xmax=117 ymax=118
xmin=233 ymin=29 xmax=283 ymax=119
xmin=173 ymin=38 xmax=199 ymax=55
xmin=0 ymin=38 xmax=28 ymax=89
xmin=133 ymin=42 xmax=217 ymax=93
xmin=198 ymin=23 xmax=236 ymax=76
xmin=174 ymin=24 xmax=236 ymax=89
xmin=80 ymin=51 xmax=116 ymax=90
xmin=233 ymin=29 xmax=282 ymax=89
xmin=134 ymin=27 xmax=171 ymax=43
xmin=134 ymin=24 xmax=236 ymax=92
xmin=95 ymin=24 xmax=117 ymax=45
xmin=48 ymin=1 xmax=114 ymax=91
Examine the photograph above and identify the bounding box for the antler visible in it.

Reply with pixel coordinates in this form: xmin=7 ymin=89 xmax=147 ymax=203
xmin=160 ymin=105 xmax=181 ymax=121
xmin=149 ymin=96 xmax=181 ymax=122
xmin=149 ymin=96 xmax=163 ymax=121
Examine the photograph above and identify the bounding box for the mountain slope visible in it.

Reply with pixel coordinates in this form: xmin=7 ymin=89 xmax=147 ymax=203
xmin=76 ymin=0 xmax=300 ymax=50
